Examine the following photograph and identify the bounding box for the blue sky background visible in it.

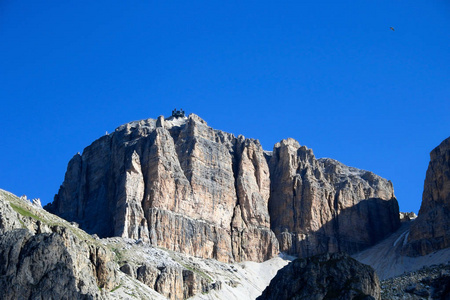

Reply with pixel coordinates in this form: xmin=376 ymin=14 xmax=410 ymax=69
xmin=1 ymin=1 xmax=449 ymax=213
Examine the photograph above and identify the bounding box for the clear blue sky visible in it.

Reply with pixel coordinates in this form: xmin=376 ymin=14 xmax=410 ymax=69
xmin=1 ymin=1 xmax=449 ymax=213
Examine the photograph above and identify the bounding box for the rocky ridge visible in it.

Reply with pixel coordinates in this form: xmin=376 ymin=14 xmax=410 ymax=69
xmin=45 ymin=114 xmax=400 ymax=262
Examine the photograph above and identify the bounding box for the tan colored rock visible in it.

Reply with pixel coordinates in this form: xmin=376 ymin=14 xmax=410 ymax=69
xmin=268 ymin=138 xmax=400 ymax=256
xmin=45 ymin=114 xmax=400 ymax=262
xmin=115 ymin=150 xmax=149 ymax=240
xmin=47 ymin=114 xmax=278 ymax=263
xmin=147 ymin=208 xmax=233 ymax=262
xmin=404 ymin=136 xmax=450 ymax=256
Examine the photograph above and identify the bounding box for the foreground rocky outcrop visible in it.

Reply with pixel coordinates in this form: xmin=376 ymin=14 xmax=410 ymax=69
xmin=268 ymin=139 xmax=400 ymax=256
xmin=1 ymin=189 xmax=292 ymax=300
xmin=45 ymin=113 xmax=400 ymax=261
xmin=0 ymin=190 xmax=119 ymax=299
xmin=257 ymin=252 xmax=381 ymax=300
xmin=403 ymin=136 xmax=450 ymax=256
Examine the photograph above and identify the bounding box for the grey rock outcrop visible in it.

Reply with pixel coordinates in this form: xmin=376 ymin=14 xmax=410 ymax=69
xmin=268 ymin=138 xmax=400 ymax=256
xmin=399 ymin=212 xmax=417 ymax=222
xmin=403 ymin=136 xmax=450 ymax=256
xmin=112 ymin=240 xmax=217 ymax=300
xmin=45 ymin=114 xmax=400 ymax=261
xmin=257 ymin=252 xmax=381 ymax=300
xmin=135 ymin=263 xmax=211 ymax=299
xmin=0 ymin=190 xmax=119 ymax=300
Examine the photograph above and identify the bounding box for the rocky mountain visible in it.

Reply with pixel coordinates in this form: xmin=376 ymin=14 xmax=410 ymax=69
xmin=4 ymin=115 xmax=450 ymax=299
xmin=257 ymin=252 xmax=381 ymax=300
xmin=403 ymin=136 xmax=450 ymax=256
xmin=45 ymin=113 xmax=400 ymax=263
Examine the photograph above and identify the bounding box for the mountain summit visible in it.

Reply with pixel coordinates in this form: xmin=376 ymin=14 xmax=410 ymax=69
xmin=45 ymin=114 xmax=400 ymax=263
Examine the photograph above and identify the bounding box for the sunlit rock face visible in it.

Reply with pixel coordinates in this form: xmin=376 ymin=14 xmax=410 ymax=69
xmin=403 ymin=136 xmax=450 ymax=256
xmin=268 ymin=138 xmax=400 ymax=257
xmin=46 ymin=113 xmax=400 ymax=262
xmin=46 ymin=114 xmax=279 ymax=263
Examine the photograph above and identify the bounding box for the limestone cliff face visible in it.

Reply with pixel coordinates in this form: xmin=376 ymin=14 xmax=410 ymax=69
xmin=46 ymin=114 xmax=400 ymax=262
xmin=403 ymin=136 xmax=450 ymax=256
xmin=46 ymin=114 xmax=278 ymax=263
xmin=268 ymin=138 xmax=400 ymax=256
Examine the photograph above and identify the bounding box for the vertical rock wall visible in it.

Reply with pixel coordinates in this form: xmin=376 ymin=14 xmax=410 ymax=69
xmin=403 ymin=136 xmax=450 ymax=256
xmin=46 ymin=114 xmax=279 ymax=263
xmin=268 ymin=138 xmax=400 ymax=256
xmin=46 ymin=114 xmax=400 ymax=262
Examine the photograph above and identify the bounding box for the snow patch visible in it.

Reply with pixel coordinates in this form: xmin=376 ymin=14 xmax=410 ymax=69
xmin=165 ymin=116 xmax=188 ymax=128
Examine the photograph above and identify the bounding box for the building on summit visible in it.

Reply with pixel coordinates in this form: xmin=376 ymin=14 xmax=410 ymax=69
xmin=172 ymin=108 xmax=185 ymax=118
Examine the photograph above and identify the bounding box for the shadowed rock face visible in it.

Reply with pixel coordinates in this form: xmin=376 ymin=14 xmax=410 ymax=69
xmin=268 ymin=138 xmax=400 ymax=256
xmin=257 ymin=252 xmax=381 ymax=300
xmin=46 ymin=114 xmax=400 ymax=262
xmin=403 ymin=136 xmax=450 ymax=256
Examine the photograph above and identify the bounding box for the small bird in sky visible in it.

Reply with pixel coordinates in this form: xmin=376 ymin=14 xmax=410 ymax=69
xmin=390 ymin=27 xmax=395 ymax=31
